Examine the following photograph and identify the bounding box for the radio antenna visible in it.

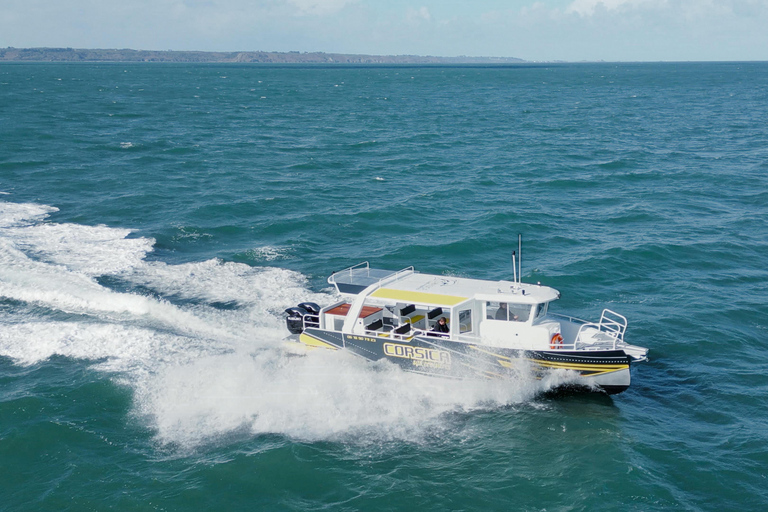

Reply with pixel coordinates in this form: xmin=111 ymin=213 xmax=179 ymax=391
xmin=518 ymin=234 xmax=522 ymax=284
xmin=512 ymin=250 xmax=517 ymax=284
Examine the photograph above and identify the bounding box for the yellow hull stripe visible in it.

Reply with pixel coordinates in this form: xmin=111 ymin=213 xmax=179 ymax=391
xmin=532 ymin=360 xmax=628 ymax=377
xmin=299 ymin=332 xmax=338 ymax=350
xmin=370 ymin=288 xmax=467 ymax=306
xmin=469 ymin=345 xmax=513 ymax=361
xmin=456 ymin=361 xmax=504 ymax=379
xmin=469 ymin=346 xmax=628 ymax=375
xmin=469 ymin=345 xmax=522 ymax=369
xmin=531 ymin=359 xmax=629 ymax=372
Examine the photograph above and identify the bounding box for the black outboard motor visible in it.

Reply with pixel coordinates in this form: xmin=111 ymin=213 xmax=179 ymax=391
xmin=298 ymin=302 xmax=321 ymax=328
xmin=298 ymin=302 xmax=321 ymax=315
xmin=285 ymin=306 xmax=308 ymax=334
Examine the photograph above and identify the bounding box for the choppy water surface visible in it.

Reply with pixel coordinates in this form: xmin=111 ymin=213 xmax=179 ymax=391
xmin=1 ymin=62 xmax=767 ymax=511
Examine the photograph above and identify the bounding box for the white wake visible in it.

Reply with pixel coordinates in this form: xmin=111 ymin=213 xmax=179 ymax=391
xmin=0 ymin=199 xmax=564 ymax=448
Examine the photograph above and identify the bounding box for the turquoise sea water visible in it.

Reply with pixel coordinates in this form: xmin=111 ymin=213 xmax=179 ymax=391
xmin=1 ymin=62 xmax=767 ymax=511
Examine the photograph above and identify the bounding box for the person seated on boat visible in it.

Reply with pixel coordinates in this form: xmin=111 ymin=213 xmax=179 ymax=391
xmin=495 ymin=303 xmax=519 ymax=321
xmin=432 ymin=317 xmax=449 ymax=334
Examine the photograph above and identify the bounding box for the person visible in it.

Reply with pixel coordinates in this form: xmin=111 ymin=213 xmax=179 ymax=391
xmin=495 ymin=302 xmax=519 ymax=321
xmin=433 ymin=317 xmax=449 ymax=333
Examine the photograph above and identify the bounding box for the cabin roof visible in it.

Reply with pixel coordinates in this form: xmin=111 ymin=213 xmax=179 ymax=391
xmin=332 ymin=266 xmax=560 ymax=306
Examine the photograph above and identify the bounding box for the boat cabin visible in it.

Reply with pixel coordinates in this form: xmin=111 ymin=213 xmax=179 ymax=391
xmin=322 ymin=263 xmax=564 ymax=350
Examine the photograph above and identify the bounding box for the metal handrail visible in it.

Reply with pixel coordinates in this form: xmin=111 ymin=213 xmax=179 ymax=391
xmin=301 ymin=314 xmax=320 ymax=329
xmin=362 ymin=328 xmax=414 ymax=341
xmin=550 ymin=312 xmax=588 ymax=324
xmin=574 ymin=308 xmax=627 ymax=349
xmin=411 ymin=328 xmax=450 ymax=340
xmin=381 ymin=266 xmax=415 ymax=286
xmin=355 ymin=265 xmax=416 ymax=297
xmin=598 ymin=309 xmax=627 ymax=342
xmin=327 ymin=262 xmax=414 ymax=289
xmin=327 ymin=261 xmax=370 ymax=284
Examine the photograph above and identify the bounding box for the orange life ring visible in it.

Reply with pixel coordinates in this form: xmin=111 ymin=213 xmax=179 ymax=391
xmin=550 ymin=333 xmax=564 ymax=349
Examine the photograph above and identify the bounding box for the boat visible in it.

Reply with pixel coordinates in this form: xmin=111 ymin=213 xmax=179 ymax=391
xmin=284 ymin=254 xmax=648 ymax=395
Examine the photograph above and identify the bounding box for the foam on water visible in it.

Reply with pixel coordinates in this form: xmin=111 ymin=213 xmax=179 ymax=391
xmin=0 ymin=321 xmax=194 ymax=372
xmin=9 ymin=222 xmax=153 ymax=276
xmin=0 ymin=236 xmax=240 ymax=346
xmin=133 ymin=346 xmax=570 ymax=448
xmin=0 ymin=201 xmax=58 ymax=229
xmin=0 ymin=200 xmax=565 ymax=448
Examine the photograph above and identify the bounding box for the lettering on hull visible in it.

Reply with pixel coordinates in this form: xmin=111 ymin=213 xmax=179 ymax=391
xmin=383 ymin=342 xmax=451 ymax=369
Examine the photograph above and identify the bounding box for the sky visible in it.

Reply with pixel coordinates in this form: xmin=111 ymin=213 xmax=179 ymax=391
xmin=1 ymin=0 xmax=767 ymax=62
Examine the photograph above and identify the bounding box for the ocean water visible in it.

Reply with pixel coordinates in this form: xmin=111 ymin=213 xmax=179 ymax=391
xmin=1 ymin=61 xmax=767 ymax=511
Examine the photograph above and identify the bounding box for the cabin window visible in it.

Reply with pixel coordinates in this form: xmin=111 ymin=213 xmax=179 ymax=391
xmin=487 ymin=301 xmax=505 ymax=320
xmin=459 ymin=309 xmax=472 ymax=334
xmin=486 ymin=301 xmax=530 ymax=322
xmin=510 ymin=304 xmax=531 ymax=322
xmin=534 ymin=303 xmax=548 ymax=320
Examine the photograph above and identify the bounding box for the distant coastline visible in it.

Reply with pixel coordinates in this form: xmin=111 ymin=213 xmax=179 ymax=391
xmin=0 ymin=47 xmax=525 ymax=64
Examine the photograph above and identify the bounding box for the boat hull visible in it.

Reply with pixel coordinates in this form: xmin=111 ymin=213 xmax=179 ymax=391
xmin=297 ymin=328 xmax=633 ymax=394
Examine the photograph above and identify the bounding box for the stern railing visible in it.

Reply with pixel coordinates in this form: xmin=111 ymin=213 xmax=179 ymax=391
xmin=328 ymin=262 xmax=415 ymax=292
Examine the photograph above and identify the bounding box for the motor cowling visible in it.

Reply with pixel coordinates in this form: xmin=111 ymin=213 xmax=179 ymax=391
xmin=297 ymin=302 xmax=321 ymax=328
xmin=285 ymin=306 xmax=308 ymax=334
xmin=298 ymin=302 xmax=321 ymax=315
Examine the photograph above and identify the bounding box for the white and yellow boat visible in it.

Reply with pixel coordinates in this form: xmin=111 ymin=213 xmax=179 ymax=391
xmin=285 ymin=260 xmax=648 ymax=395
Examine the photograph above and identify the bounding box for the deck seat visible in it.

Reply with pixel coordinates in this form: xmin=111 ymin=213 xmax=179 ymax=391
xmin=427 ymin=307 xmax=443 ymax=319
xmin=366 ymin=319 xmax=383 ymax=332
xmin=394 ymin=323 xmax=411 ymax=335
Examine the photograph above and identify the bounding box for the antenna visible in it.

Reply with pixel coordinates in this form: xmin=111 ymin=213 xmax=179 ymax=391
xmin=511 ymin=250 xmax=517 ymax=283
xmin=518 ymin=234 xmax=522 ymax=284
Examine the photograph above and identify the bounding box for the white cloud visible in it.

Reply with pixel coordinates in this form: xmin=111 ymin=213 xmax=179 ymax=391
xmin=286 ymin=0 xmax=358 ymax=16
xmin=484 ymin=0 xmax=768 ymax=60
xmin=406 ymin=6 xmax=432 ymax=23
xmin=564 ymin=0 xmax=768 ymax=18
xmin=566 ymin=0 xmax=666 ymax=16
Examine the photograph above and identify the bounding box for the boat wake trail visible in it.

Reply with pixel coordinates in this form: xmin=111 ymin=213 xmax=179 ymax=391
xmin=0 ymin=200 xmax=567 ymax=448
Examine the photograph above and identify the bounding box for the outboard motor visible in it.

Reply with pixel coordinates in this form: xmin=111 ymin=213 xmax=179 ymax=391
xmin=298 ymin=302 xmax=321 ymax=328
xmin=285 ymin=306 xmax=308 ymax=335
xmin=298 ymin=302 xmax=321 ymax=315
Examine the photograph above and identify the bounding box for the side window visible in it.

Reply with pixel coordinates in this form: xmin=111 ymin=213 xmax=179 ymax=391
xmin=487 ymin=301 xmax=529 ymax=322
xmin=459 ymin=309 xmax=472 ymax=333
xmin=534 ymin=303 xmax=548 ymax=320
